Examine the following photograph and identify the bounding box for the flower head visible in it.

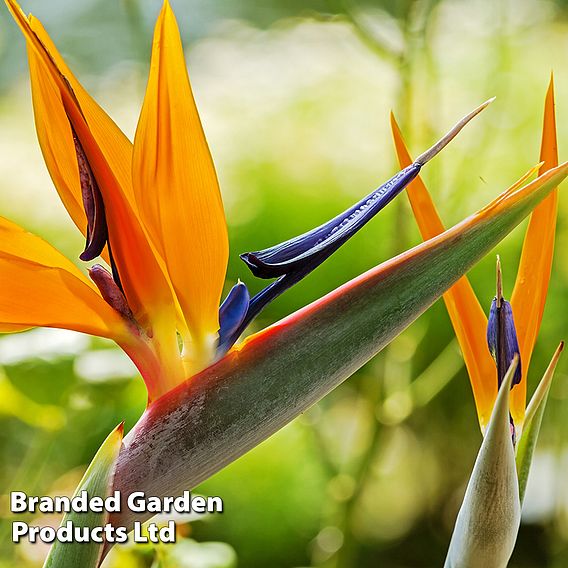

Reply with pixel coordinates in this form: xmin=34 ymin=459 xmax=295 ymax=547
xmin=2 ymin=0 xmax=496 ymax=402
xmin=391 ymin=76 xmax=560 ymax=432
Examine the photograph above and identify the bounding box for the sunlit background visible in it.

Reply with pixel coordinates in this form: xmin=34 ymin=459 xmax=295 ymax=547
xmin=1 ymin=0 xmax=568 ymax=566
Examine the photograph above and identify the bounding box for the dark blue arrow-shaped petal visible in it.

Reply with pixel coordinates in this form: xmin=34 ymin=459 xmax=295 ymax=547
xmin=218 ymin=281 xmax=250 ymax=354
xmin=241 ymin=164 xmax=420 ymax=279
xmin=217 ymin=99 xmax=494 ymax=356
xmin=487 ymin=257 xmax=522 ymax=388
xmin=241 ymin=98 xmax=494 ymax=281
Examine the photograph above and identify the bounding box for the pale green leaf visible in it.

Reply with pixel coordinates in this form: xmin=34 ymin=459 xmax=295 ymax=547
xmin=516 ymin=342 xmax=564 ymax=504
xmin=444 ymin=358 xmax=520 ymax=568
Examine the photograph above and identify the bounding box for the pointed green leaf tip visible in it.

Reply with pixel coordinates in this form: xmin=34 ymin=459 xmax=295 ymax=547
xmin=445 ymin=357 xmax=520 ymax=568
xmin=43 ymin=423 xmax=123 ymax=568
xmin=516 ymin=341 xmax=564 ymax=504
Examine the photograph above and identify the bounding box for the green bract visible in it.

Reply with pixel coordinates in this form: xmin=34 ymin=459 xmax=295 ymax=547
xmin=445 ymin=360 xmax=520 ymax=568
xmin=43 ymin=424 xmax=123 ymax=568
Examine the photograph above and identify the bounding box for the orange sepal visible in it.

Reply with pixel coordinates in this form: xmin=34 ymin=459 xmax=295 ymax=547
xmin=28 ymin=15 xmax=137 ymax=211
xmin=6 ymin=1 xmax=173 ymax=317
xmin=510 ymin=76 xmax=559 ymax=426
xmin=0 ymin=217 xmax=128 ymax=339
xmin=6 ymin=0 xmax=185 ymax=393
xmin=391 ymin=112 xmax=497 ymax=429
xmin=133 ymin=0 xmax=228 ymax=360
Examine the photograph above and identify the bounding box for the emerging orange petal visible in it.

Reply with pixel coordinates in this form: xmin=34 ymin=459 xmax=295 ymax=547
xmin=7 ymin=2 xmax=172 ymax=316
xmin=25 ymin=14 xmax=141 ymax=267
xmin=28 ymin=49 xmax=86 ymax=237
xmin=510 ymin=76 xmax=559 ymax=426
xmin=28 ymin=15 xmax=137 ymax=211
xmin=6 ymin=0 xmax=185 ymax=393
xmin=0 ymin=217 xmax=128 ymax=339
xmin=133 ymin=0 xmax=229 ymax=362
xmin=27 ymin=15 xmax=192 ymax=342
xmin=391 ymin=112 xmax=497 ymax=429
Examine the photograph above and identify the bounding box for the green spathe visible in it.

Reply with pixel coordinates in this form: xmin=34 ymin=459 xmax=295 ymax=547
xmin=110 ymin=165 xmax=567 ymax=532
xmin=444 ymin=359 xmax=520 ymax=568
xmin=516 ymin=342 xmax=564 ymax=503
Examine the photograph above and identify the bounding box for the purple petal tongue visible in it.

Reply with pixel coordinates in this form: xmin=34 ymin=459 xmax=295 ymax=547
xmin=71 ymin=129 xmax=108 ymax=262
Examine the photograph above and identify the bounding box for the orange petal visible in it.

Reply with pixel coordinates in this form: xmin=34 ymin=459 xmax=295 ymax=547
xmin=25 ymin=14 xmax=140 ymax=266
xmin=27 ymin=49 xmax=86 ymax=237
xmin=28 ymin=15 xmax=136 ymax=211
xmin=6 ymin=0 xmax=185 ymax=393
xmin=27 ymin=18 xmax=192 ymax=340
xmin=133 ymin=0 xmax=228 ymax=360
xmin=0 ymin=324 xmax=31 ymax=332
xmin=390 ymin=112 xmax=497 ymax=429
xmin=390 ymin=112 xmax=446 ymax=236
xmin=6 ymin=2 xmax=174 ymax=318
xmin=510 ymin=76 xmax=559 ymax=426
xmin=0 ymin=217 xmax=127 ymax=339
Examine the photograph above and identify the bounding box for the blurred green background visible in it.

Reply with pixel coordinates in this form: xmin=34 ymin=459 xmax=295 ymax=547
xmin=1 ymin=0 xmax=568 ymax=566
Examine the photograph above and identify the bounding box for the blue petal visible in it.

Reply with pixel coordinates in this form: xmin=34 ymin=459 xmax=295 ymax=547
xmin=224 ymin=165 xmax=421 ymax=353
xmin=241 ymin=164 xmax=421 ymax=279
xmin=217 ymin=281 xmax=250 ymax=356
xmin=220 ymin=101 xmax=494 ymax=354
xmin=487 ymin=298 xmax=522 ymax=388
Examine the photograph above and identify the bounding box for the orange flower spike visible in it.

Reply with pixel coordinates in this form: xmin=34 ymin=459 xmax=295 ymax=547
xmin=133 ymin=0 xmax=229 ymax=365
xmin=27 ymin=21 xmax=192 ymax=349
xmin=6 ymin=2 xmax=150 ymax=309
xmin=390 ymin=112 xmax=446 ymax=236
xmin=390 ymin=112 xmax=497 ymax=428
xmin=6 ymin=0 xmax=184 ymax=396
xmin=23 ymin=14 xmax=139 ymax=263
xmin=27 ymin=51 xmax=87 ymax=238
xmin=510 ymin=76 xmax=559 ymax=426
xmin=9 ymin=2 xmax=157 ymax=305
xmin=27 ymin=15 xmax=137 ymax=213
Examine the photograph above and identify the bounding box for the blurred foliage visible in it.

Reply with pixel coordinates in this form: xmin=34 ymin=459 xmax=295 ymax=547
xmin=2 ymin=0 xmax=568 ymax=566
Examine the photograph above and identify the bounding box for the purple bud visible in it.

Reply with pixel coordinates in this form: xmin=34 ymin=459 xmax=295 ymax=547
xmin=71 ymin=130 xmax=108 ymax=262
xmin=487 ymin=298 xmax=522 ymax=388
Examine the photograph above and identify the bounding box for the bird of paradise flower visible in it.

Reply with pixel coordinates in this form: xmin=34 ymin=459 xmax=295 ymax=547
xmin=1 ymin=0 xmax=505 ymax=403
xmin=3 ymin=0 xmax=568 ymax=565
xmin=392 ymin=77 xmax=565 ymax=567
xmin=391 ymin=77 xmax=561 ymax=437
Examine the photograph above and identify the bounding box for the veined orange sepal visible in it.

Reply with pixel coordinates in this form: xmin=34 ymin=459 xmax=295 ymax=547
xmin=510 ymin=76 xmax=559 ymax=426
xmin=0 ymin=216 xmax=128 ymax=339
xmin=390 ymin=112 xmax=497 ymax=428
xmin=133 ymin=0 xmax=229 ymax=364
